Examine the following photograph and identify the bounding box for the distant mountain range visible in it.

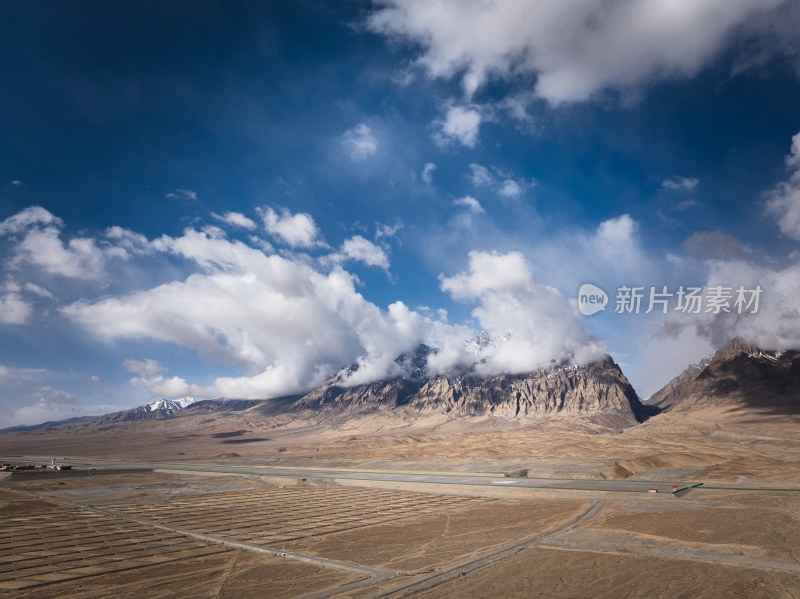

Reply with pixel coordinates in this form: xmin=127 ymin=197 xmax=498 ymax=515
xmin=4 ymin=337 xmax=798 ymax=435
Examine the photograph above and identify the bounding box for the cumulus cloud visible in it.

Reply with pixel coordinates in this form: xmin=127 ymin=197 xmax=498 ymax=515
xmin=368 ymin=0 xmax=794 ymax=104
xmin=453 ymin=195 xmax=485 ymax=214
xmin=212 ymin=211 xmax=257 ymax=231
xmin=61 ymin=226 xmax=420 ymax=399
xmin=338 ymin=235 xmax=390 ymax=270
xmin=165 ymin=188 xmax=198 ymax=201
xmin=589 ymin=214 xmax=653 ymax=279
xmin=439 ymin=250 xmax=605 ymax=375
xmin=129 ymin=370 xmax=201 ymax=399
xmin=0 ymin=206 xmax=63 ymax=236
xmin=435 ymin=105 xmax=481 ymax=147
xmin=258 ymin=206 xmax=322 ymax=248
xmin=1 ymin=206 xmax=126 ymax=280
xmin=651 ymin=255 xmax=800 ymax=359
xmin=765 ymin=130 xmax=800 ymax=240
xmin=11 ymin=226 xmax=123 ymax=280
xmin=662 ymin=176 xmax=699 ymax=191
xmin=342 ymin=123 xmax=378 ymax=160
xmin=421 ymin=162 xmax=437 ymax=184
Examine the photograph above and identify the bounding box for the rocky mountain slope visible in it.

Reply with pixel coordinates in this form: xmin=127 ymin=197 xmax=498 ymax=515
xmin=649 ymin=338 xmax=800 ymax=413
xmin=293 ymin=351 xmax=647 ymax=425
xmin=648 ymin=357 xmax=711 ymax=409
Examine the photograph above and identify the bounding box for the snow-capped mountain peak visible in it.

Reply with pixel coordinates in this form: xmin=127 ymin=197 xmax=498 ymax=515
xmin=145 ymin=396 xmax=197 ymax=413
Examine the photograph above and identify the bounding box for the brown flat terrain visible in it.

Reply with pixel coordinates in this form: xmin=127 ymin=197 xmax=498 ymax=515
xmin=1 ymin=466 xmax=799 ymax=598
xmin=413 ymin=548 xmax=800 ymax=599
xmin=2 ymin=404 xmax=800 ymax=597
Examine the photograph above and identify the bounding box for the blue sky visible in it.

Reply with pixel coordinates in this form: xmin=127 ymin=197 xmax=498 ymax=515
xmin=2 ymin=0 xmax=800 ymax=426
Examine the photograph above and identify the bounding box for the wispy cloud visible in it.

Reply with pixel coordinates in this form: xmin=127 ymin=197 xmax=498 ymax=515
xmin=342 ymin=123 xmax=378 ymax=161
xmin=765 ymin=130 xmax=800 ymax=240
xmin=662 ymin=176 xmax=699 ymax=191
xmin=165 ymin=188 xmax=198 ymax=201
xmin=421 ymin=162 xmax=437 ymax=184
xmin=211 ymin=211 xmax=257 ymax=231
xmin=453 ymin=195 xmax=484 ymax=214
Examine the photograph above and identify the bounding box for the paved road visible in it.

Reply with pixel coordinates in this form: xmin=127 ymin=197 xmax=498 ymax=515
xmin=3 ymin=456 xmax=694 ymax=494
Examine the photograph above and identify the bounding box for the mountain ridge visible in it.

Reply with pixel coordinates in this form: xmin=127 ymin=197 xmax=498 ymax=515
xmin=647 ymin=338 xmax=800 ymax=414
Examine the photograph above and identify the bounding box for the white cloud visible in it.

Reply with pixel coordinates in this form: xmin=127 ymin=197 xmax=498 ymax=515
xmin=342 ymin=123 xmax=378 ymax=161
xmin=24 ymin=282 xmax=55 ymax=299
xmin=439 ymin=250 xmax=604 ymax=375
xmin=469 ymin=163 xmax=492 ymax=187
xmin=421 ymin=162 xmax=437 ymax=184
xmin=339 ymin=235 xmax=390 ymax=270
xmin=0 ymin=207 xmax=132 ymax=281
xmin=499 ymin=180 xmax=523 ymax=198
xmin=662 ymin=176 xmax=699 ymax=191
xmin=258 ymin=206 xmax=322 ymax=248
xmin=122 ymin=358 xmax=204 ymax=398
xmin=0 ymin=206 xmax=63 ymax=236
xmin=589 ymin=214 xmax=652 ymax=278
xmin=10 ymin=180 xmax=21 ymax=186
xmin=0 ymin=292 xmax=32 ymax=324
xmin=436 ymin=105 xmax=481 ymax=147
xmin=453 ymin=195 xmax=484 ymax=214
xmin=368 ymin=0 xmax=792 ymax=104
xmin=165 ymin=189 xmax=198 ymax=201
xmin=10 ymin=226 xmax=121 ymax=280
xmin=211 ymin=211 xmax=257 ymax=231
xmin=61 ymin=228 xmax=422 ymax=399
xmin=765 ymin=130 xmax=800 ymax=240
xmin=650 ymin=256 xmax=800 ymax=362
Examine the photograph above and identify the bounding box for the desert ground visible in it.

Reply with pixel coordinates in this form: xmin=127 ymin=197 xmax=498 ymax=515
xmin=1 ymin=406 xmax=800 ymax=598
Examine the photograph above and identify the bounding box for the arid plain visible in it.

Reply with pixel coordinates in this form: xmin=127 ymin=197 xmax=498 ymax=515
xmin=2 ymin=401 xmax=800 ymax=599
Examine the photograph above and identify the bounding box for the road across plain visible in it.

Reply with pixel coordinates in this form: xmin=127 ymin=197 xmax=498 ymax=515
xmin=3 ymin=456 xmax=697 ymax=494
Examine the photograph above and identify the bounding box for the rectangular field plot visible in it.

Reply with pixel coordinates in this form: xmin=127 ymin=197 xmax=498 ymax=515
xmin=0 ymin=490 xmax=230 ymax=592
xmin=104 ymin=486 xmax=489 ymax=546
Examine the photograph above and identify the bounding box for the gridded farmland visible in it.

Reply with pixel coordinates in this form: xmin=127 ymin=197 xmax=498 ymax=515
xmin=0 ymin=490 xmax=230 ymax=592
xmin=104 ymin=486 xmax=489 ymax=546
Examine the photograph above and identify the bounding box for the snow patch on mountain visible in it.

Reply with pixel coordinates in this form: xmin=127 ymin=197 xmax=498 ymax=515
xmin=145 ymin=397 xmax=198 ymax=413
